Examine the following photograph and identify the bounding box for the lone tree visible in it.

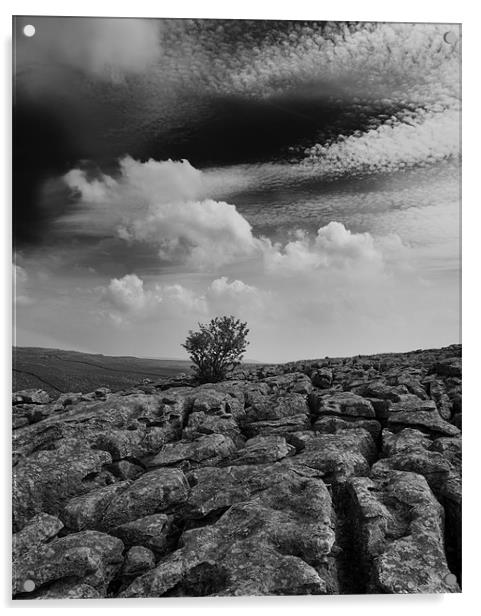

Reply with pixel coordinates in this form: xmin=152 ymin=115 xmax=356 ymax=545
xmin=182 ymin=316 xmax=249 ymax=383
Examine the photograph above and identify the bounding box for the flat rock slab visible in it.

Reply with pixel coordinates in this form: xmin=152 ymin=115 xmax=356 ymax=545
xmin=12 ymin=530 xmax=124 ymax=597
xmin=346 ymin=470 xmax=459 ymax=593
xmin=243 ymin=414 xmax=310 ymax=438
xmin=146 ymin=434 xmax=236 ymax=469
xmin=111 ymin=513 xmax=173 ymax=553
xmin=122 ymin=464 xmax=336 ymax=597
xmin=101 ymin=468 xmax=189 ymax=529
xmin=308 ymin=392 xmax=376 ymax=419
xmin=285 ymin=429 xmax=376 ymax=483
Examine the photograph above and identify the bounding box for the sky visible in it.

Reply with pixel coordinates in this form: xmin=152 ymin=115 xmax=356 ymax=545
xmin=13 ymin=18 xmax=461 ymax=362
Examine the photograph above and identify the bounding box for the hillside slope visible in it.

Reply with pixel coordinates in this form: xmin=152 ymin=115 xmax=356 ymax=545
xmin=13 ymin=347 xmax=192 ymax=396
xmin=12 ymin=344 xmax=461 ymax=598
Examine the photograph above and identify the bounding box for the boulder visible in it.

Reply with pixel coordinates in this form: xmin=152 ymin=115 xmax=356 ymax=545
xmin=387 ymin=405 xmax=460 ymax=437
xmin=308 ymin=392 xmax=375 ymax=419
xmin=12 ymin=531 xmax=124 ymax=597
xmin=121 ymin=546 xmax=156 ymax=577
xmin=63 ymin=481 xmax=131 ymax=531
xmin=243 ymin=414 xmax=310 ymax=438
xmin=313 ymin=416 xmax=381 ymax=441
xmin=13 ymin=389 xmax=51 ymax=405
xmin=122 ymin=464 xmax=337 ymax=597
xmin=261 ymin=372 xmax=313 ymax=394
xmin=13 ymin=444 xmax=112 ymax=531
xmin=345 ymin=470 xmax=459 ymax=593
xmin=310 ymin=368 xmax=333 ymax=389
xmin=101 ymin=468 xmax=189 ymax=529
xmin=112 ymin=513 xmax=173 ymax=553
xmin=226 ymin=435 xmax=295 ymax=466
xmin=432 ymin=357 xmax=461 ymax=378
xmin=182 ymin=412 xmax=243 ymax=445
xmin=13 ymin=513 xmax=64 ymax=557
xmin=285 ymin=429 xmax=375 ymax=483
xmin=245 ymin=392 xmax=308 ymax=422
xmin=191 ymin=390 xmax=244 ymax=420
xmin=146 ymin=434 xmax=236 ymax=470
xmin=35 ymin=581 xmax=101 ymax=599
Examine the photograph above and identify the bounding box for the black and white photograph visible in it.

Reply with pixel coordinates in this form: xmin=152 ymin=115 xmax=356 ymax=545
xmin=12 ymin=15 xmax=461 ymax=599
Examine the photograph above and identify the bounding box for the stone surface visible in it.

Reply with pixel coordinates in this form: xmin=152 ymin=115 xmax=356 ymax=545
xmin=121 ymin=464 xmax=337 ymax=597
xmin=345 ymin=470 xmax=459 ymax=593
xmin=243 ymin=414 xmax=310 ymax=438
xmin=226 ymin=435 xmax=295 ymax=466
xmin=13 ymin=530 xmax=124 ymax=596
xmin=13 ymin=389 xmax=51 ymax=405
xmin=11 ymin=343 xmax=461 ymax=597
xmin=146 ymin=434 xmax=236 ymax=469
xmin=111 ymin=513 xmax=173 ymax=553
xmin=308 ymin=392 xmax=376 ymax=419
xmin=63 ymin=481 xmax=131 ymax=531
xmin=13 ymin=513 xmax=64 ymax=557
xmin=122 ymin=546 xmax=156 ymax=577
xmin=101 ymin=468 xmax=189 ymax=529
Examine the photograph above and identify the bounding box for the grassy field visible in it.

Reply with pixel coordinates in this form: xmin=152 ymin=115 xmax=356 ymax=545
xmin=12 ymin=347 xmax=192 ymax=397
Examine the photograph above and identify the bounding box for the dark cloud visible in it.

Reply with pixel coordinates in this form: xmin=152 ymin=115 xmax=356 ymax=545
xmin=14 ymin=18 xmax=460 ymax=248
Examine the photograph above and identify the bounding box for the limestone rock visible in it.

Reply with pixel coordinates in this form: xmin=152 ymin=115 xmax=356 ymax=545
xmin=182 ymin=412 xmax=243 ymax=445
xmin=13 ymin=513 xmax=64 ymax=557
xmin=313 ymin=416 xmax=381 ymax=441
xmin=308 ymin=392 xmax=375 ymax=419
xmin=226 ymin=435 xmax=295 ymax=466
xmin=310 ymin=368 xmax=333 ymax=389
xmin=122 ymin=464 xmax=336 ymax=597
xmin=101 ymin=468 xmax=189 ymax=529
xmin=243 ymin=414 xmax=310 ymax=438
xmin=13 ymin=445 xmax=112 ymax=531
xmin=432 ymin=357 xmax=461 ymax=378
xmin=285 ymin=429 xmax=375 ymax=483
xmin=146 ymin=434 xmax=236 ymax=470
xmin=111 ymin=513 xmax=172 ymax=553
xmin=244 ymin=393 xmax=308 ymax=422
xmin=36 ymin=581 xmax=101 ymax=599
xmin=13 ymin=389 xmax=51 ymax=405
xmin=345 ymin=470 xmax=459 ymax=593
xmin=121 ymin=546 xmax=156 ymax=577
xmin=12 ymin=530 xmax=124 ymax=596
xmin=63 ymin=481 xmax=131 ymax=531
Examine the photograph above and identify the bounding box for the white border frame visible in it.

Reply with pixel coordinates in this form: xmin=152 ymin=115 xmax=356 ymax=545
xmin=2 ymin=2 xmax=479 ymax=614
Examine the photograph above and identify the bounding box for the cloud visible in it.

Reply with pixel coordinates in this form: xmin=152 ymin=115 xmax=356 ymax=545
xmin=63 ymin=157 xmax=259 ymax=270
xmin=101 ymin=272 xmax=269 ymax=326
xmin=15 ymin=17 xmax=160 ymax=85
xmin=62 ymin=156 xmax=413 ymax=280
xmin=261 ymin=222 xmax=406 ymax=276
xmin=301 ymin=108 xmax=459 ymax=178
xmin=102 ymin=273 xmax=208 ymax=324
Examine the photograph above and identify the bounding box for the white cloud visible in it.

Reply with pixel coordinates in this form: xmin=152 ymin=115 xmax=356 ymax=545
xmin=63 ymin=157 xmax=412 ymax=277
xmin=63 ymin=157 xmax=259 ymax=270
xmin=206 ymin=277 xmax=267 ymax=318
xmin=102 ymin=273 xmax=208 ymax=324
xmin=16 ymin=17 xmax=159 ymax=84
xmin=261 ymin=222 xmax=406 ymax=276
xmin=302 ymin=109 xmax=459 ymax=178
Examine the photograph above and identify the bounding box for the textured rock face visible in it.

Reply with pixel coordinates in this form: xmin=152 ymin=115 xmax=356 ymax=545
xmin=11 ymin=344 xmax=461 ymax=598
xmin=345 ymin=470 xmax=460 ymax=593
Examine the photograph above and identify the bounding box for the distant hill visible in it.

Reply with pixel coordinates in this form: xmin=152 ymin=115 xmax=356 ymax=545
xmin=12 ymin=347 xmax=193 ymax=397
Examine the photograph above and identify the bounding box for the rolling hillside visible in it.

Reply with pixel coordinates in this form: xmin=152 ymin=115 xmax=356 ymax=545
xmin=12 ymin=347 xmax=192 ymax=397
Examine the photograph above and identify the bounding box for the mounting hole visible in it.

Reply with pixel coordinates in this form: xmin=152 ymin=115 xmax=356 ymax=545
xmin=23 ymin=24 xmax=36 ymax=38
xmin=444 ymin=573 xmax=457 ymax=586
xmin=23 ymin=579 xmax=36 ymax=592
xmin=443 ymin=31 xmax=456 ymax=44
